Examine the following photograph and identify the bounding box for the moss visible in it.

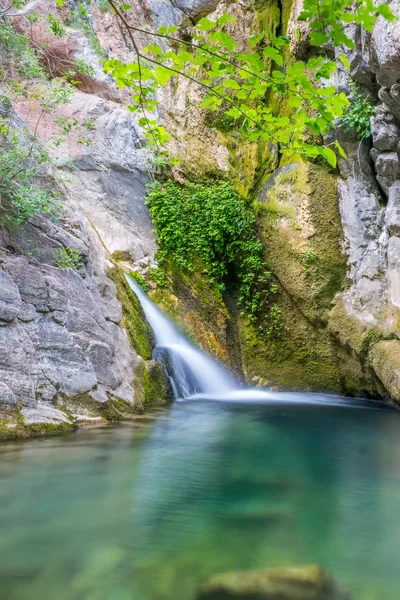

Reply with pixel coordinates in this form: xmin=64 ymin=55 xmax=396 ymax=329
xmin=111 ymin=250 xmax=133 ymax=262
xmin=108 ymin=266 xmax=154 ymax=359
xmin=327 ymin=298 xmax=389 ymax=398
xmin=132 ymin=358 xmax=173 ymax=406
xmin=370 ymin=340 xmax=400 ymax=403
xmin=0 ymin=409 xmax=76 ymax=441
xmin=60 ymin=390 xmax=140 ymax=421
xmin=144 ymin=361 xmax=173 ymax=404
xmin=237 ymin=162 xmax=348 ymax=392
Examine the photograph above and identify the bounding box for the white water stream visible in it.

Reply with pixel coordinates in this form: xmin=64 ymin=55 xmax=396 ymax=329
xmin=126 ymin=275 xmax=237 ymax=399
xmin=126 ymin=275 xmax=380 ymax=408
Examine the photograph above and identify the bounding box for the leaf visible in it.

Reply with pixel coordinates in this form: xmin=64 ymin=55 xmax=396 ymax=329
xmin=377 ymin=3 xmax=396 ymax=22
xmin=320 ymin=146 xmax=337 ymax=168
xmin=146 ymin=44 xmax=163 ymax=55
xmin=196 ymin=17 xmax=215 ymax=31
xmin=223 ymin=79 xmax=240 ymax=89
xmin=119 ymin=3 xmax=131 ymax=10
xmin=335 ymin=140 xmax=347 ymax=159
xmin=155 ymin=65 xmax=173 ymax=86
xmin=309 ymin=31 xmax=329 ymax=46
xmin=339 ymin=52 xmax=350 ymax=71
xmin=209 ymin=31 xmax=237 ymax=51
xmin=55 ymin=0 xmax=64 ymax=7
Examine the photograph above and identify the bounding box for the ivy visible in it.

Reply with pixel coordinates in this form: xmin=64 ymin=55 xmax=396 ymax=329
xmin=146 ymin=180 xmax=283 ymax=337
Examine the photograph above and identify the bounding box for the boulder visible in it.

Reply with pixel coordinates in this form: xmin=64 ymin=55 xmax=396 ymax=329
xmin=375 ymin=151 xmax=400 ymax=179
xmin=370 ymin=340 xmax=400 ymax=401
xmin=371 ymin=106 xmax=400 ymax=151
xmin=196 ymin=565 xmax=349 ymax=600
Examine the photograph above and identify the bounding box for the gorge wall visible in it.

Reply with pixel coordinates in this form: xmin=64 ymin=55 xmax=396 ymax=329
xmin=2 ymin=0 xmax=400 ymax=437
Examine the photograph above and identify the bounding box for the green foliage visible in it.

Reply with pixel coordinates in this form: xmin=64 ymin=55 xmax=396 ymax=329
xmin=299 ymin=0 xmax=395 ymax=48
xmin=104 ymin=0 xmax=394 ymax=165
xmin=55 ymin=247 xmax=81 ymax=269
xmin=130 ymin=271 xmax=148 ymax=291
xmin=339 ymin=86 xmax=376 ymax=138
xmin=300 ymin=248 xmax=317 ymax=275
xmin=148 ymin=267 xmax=169 ymax=288
xmin=0 ymin=22 xmax=44 ymax=80
xmin=146 ymin=180 xmax=282 ymax=335
xmin=47 ymin=14 xmax=67 ymax=37
xmin=0 ymin=107 xmax=62 ymax=225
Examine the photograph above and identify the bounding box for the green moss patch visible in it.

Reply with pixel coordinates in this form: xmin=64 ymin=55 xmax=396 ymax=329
xmin=108 ymin=266 xmax=154 ymax=359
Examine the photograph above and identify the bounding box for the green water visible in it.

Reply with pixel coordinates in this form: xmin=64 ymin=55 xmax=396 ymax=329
xmin=0 ymin=396 xmax=399 ymax=600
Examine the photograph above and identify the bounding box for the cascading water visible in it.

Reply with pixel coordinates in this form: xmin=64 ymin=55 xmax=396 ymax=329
xmin=126 ymin=275 xmax=381 ymax=408
xmin=126 ymin=275 xmax=237 ymax=399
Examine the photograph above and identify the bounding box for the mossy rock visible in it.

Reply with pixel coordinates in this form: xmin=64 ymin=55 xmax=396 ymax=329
xmin=197 ymin=565 xmax=349 ymax=600
xmin=133 ymin=358 xmax=173 ymax=406
xmin=370 ymin=340 xmax=400 ymax=403
xmin=0 ymin=409 xmax=76 ymax=441
xmin=108 ymin=266 xmax=154 ymax=359
xmin=111 ymin=250 xmax=133 ymax=262
xmin=237 ymin=162 xmax=347 ymax=392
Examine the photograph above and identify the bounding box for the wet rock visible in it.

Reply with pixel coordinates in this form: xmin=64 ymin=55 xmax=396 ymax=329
xmin=196 ymin=565 xmax=349 ymax=600
xmin=22 ymin=404 xmax=72 ymax=425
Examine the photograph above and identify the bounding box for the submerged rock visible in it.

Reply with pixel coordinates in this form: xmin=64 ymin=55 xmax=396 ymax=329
xmin=196 ymin=565 xmax=349 ymax=600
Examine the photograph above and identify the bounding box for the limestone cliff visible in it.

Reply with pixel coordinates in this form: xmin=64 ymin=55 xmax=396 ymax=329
xmin=3 ymin=0 xmax=400 ymax=432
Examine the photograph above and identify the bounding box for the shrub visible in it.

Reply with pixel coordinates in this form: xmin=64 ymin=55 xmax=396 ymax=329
xmin=148 ymin=267 xmax=169 ymax=288
xmin=55 ymin=247 xmax=81 ymax=270
xmin=146 ymin=180 xmax=283 ymax=336
xmin=130 ymin=271 xmax=148 ymax=291
xmin=339 ymin=86 xmax=376 ymax=139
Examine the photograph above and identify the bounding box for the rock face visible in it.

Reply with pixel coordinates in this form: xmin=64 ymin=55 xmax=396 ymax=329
xmin=4 ymin=0 xmax=400 ymax=417
xmin=321 ymin=0 xmax=400 ymax=401
xmin=0 ymin=209 xmax=144 ymax=430
xmin=196 ymin=565 xmax=349 ymax=600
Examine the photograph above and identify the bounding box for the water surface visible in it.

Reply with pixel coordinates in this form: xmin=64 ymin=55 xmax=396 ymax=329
xmin=0 ymin=395 xmax=399 ymax=600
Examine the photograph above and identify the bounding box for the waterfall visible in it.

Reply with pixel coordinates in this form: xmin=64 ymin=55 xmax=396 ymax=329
xmin=125 ymin=275 xmax=237 ymax=399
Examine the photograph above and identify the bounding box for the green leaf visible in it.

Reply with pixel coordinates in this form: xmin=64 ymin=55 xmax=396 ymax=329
xmin=55 ymin=0 xmax=64 ymax=7
xmin=339 ymin=53 xmax=350 ymax=71
xmin=119 ymin=4 xmax=132 ymax=10
xmin=196 ymin=17 xmax=215 ymax=31
xmin=309 ymin=31 xmax=329 ymax=46
xmin=209 ymin=31 xmax=237 ymax=51
xmin=223 ymin=79 xmax=240 ymax=90
xmin=377 ymin=3 xmax=396 ymax=22
xmin=155 ymin=65 xmax=173 ymax=86
xmin=146 ymin=44 xmax=163 ymax=55
xmin=335 ymin=140 xmax=347 ymax=159
xmin=320 ymin=146 xmax=337 ymax=168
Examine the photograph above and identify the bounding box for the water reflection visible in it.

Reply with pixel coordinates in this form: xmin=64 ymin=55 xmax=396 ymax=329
xmin=0 ymin=398 xmax=399 ymax=600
